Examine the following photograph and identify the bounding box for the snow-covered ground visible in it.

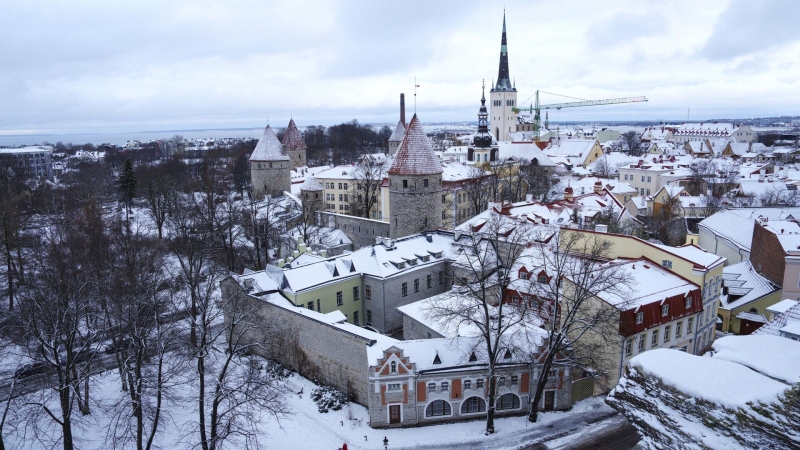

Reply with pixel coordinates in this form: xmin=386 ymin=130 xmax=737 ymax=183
xmin=1 ymin=350 xmax=619 ymax=450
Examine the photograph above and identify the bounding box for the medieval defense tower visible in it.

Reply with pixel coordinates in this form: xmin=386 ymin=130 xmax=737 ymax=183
xmin=249 ymin=124 xmax=291 ymax=199
xmin=387 ymin=114 xmax=443 ymax=239
xmin=490 ymin=12 xmax=517 ymax=142
xmin=282 ymin=118 xmax=307 ymax=169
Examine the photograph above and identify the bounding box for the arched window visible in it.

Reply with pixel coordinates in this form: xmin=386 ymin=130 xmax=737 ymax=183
xmin=460 ymin=397 xmax=486 ymax=414
xmin=496 ymin=393 xmax=520 ymax=410
xmin=425 ymin=400 xmax=452 ymax=417
xmin=390 ymin=362 xmax=397 ymax=373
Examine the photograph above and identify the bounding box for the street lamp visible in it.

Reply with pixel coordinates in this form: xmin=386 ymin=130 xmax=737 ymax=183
xmin=383 ymin=436 xmax=389 ymax=450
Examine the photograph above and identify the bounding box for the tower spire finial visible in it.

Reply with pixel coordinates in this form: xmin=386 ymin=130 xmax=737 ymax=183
xmin=494 ymin=11 xmax=513 ymax=92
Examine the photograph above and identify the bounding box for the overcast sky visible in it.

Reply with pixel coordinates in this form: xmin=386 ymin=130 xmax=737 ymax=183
xmin=2 ymin=0 xmax=799 ymax=134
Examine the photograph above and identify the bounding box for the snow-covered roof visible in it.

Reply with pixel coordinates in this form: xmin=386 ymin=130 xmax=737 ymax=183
xmin=388 ymin=120 xmax=406 ymax=142
xmin=650 ymin=243 xmax=725 ymax=269
xmin=698 ymin=208 xmax=800 ymax=253
xmin=0 ymin=146 xmax=52 ymax=154
xmin=674 ymin=123 xmax=741 ymax=138
xmin=299 ymin=176 xmax=323 ymax=191
xmin=598 ymin=259 xmax=699 ymax=310
xmin=720 ymin=260 xmax=780 ymax=310
xmin=735 ymin=311 xmax=768 ymax=323
xmin=313 ymin=165 xmax=356 ymax=180
xmin=569 ymin=177 xmax=636 ymax=196
xmin=441 ymin=161 xmax=490 ymax=182
xmin=627 ymin=348 xmax=789 ymax=409
xmin=397 ymin=295 xmax=483 ymax=338
xmin=388 ymin=115 xmax=442 ymax=176
xmin=737 ymin=179 xmax=787 ymax=198
xmin=250 ymin=125 xmax=289 ymax=161
xmin=545 ymin=139 xmax=598 ymax=160
xmin=767 ymin=299 xmax=799 ymax=315
xmin=281 ymin=118 xmax=307 ymax=151
xmin=711 ymin=335 xmax=800 ymax=385
xmin=497 ymin=142 xmax=555 ymax=166
xmin=279 ymin=232 xmax=455 ymax=293
xmin=755 ymin=302 xmax=800 ymax=338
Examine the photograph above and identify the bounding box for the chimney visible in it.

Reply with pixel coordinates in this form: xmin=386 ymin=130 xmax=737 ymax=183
xmin=400 ymin=93 xmax=406 ymax=127
xmin=593 ymin=181 xmax=603 ymax=194
xmin=564 ymin=186 xmax=574 ymax=202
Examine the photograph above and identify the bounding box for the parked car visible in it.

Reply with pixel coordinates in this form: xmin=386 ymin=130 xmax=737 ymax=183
xmin=14 ymin=362 xmax=47 ymax=379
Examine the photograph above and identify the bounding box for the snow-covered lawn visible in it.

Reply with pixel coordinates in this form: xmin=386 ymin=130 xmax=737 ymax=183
xmin=2 ymin=353 xmax=617 ymax=450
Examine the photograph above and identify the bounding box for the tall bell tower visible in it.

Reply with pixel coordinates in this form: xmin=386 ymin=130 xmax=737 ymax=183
xmin=490 ymin=11 xmax=517 ymax=142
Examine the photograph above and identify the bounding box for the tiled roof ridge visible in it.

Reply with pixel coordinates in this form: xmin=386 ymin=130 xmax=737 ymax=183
xmin=282 ymin=118 xmax=307 ymax=151
xmin=250 ymin=125 xmax=289 ymax=161
xmin=388 ymin=114 xmax=443 ymax=176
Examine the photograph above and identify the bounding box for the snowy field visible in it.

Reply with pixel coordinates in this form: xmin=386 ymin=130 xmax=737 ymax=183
xmin=1 ymin=352 xmax=618 ymax=450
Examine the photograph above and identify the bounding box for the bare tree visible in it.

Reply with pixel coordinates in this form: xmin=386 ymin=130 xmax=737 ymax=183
xmin=192 ymin=269 xmax=287 ymax=450
xmin=524 ymin=228 xmax=632 ymax=422
xmin=519 ymin=159 xmax=557 ymax=202
xmin=139 ymin=166 xmax=178 ymax=239
xmin=350 ymin=157 xmax=384 ymax=219
xmin=621 ymin=131 xmax=643 ymax=156
xmin=242 ymin=195 xmax=287 ymax=269
xmin=463 ymin=166 xmax=494 ymax=218
xmin=424 ymin=214 xmax=536 ymax=434
xmin=0 ymin=156 xmax=33 ymax=310
xmin=686 ymin=159 xmax=718 ymax=196
xmin=592 ymin=155 xmax=616 ymax=179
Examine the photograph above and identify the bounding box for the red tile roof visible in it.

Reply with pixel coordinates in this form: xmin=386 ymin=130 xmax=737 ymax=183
xmin=282 ymin=118 xmax=307 ymax=151
xmin=388 ymin=114 xmax=442 ymax=176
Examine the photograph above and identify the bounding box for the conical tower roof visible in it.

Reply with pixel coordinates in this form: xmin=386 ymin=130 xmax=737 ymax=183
xmin=250 ymin=125 xmax=289 ymax=161
xmin=388 ymin=120 xmax=406 ymax=142
xmin=388 ymin=114 xmax=442 ymax=175
xmin=493 ymin=12 xmax=515 ymax=92
xmin=299 ymin=176 xmax=323 ymax=191
xmin=282 ymin=118 xmax=307 ymax=151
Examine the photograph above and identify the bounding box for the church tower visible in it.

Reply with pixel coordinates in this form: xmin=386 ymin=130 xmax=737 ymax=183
xmin=387 ymin=114 xmax=443 ymax=238
xmin=250 ymin=124 xmax=291 ymax=199
xmin=468 ymin=81 xmax=498 ymax=164
xmin=281 ymin=118 xmax=307 ymax=169
xmin=490 ymin=12 xmax=518 ymax=142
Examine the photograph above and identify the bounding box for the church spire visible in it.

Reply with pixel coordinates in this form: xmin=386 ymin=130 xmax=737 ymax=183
xmin=474 ymin=80 xmax=492 ymax=148
xmin=494 ymin=11 xmax=514 ymax=92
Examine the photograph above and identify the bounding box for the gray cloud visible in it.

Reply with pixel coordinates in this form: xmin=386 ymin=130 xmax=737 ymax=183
xmin=700 ymin=0 xmax=800 ymax=60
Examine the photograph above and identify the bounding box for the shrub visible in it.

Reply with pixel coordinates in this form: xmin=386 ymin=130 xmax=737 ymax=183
xmin=311 ymin=385 xmax=348 ymax=413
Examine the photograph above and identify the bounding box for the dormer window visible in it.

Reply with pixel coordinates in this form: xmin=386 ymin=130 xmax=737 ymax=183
xmin=537 ymin=274 xmax=548 ymax=284
xmin=519 ymin=268 xmax=528 ymax=279
xmin=636 ymin=312 xmax=644 ymax=324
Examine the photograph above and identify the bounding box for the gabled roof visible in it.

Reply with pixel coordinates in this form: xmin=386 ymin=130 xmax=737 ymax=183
xmin=250 ymin=125 xmax=289 ymax=161
xmin=299 ymin=176 xmax=323 ymax=191
xmin=388 ymin=120 xmax=406 ymax=142
xmin=282 ymin=118 xmax=307 ymax=151
xmin=720 ymin=260 xmax=781 ymax=310
xmin=388 ymin=114 xmax=442 ymax=176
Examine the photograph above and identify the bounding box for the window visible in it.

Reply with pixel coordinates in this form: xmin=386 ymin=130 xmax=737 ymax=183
xmin=307 ymin=302 xmax=314 ymax=310
xmin=646 ymin=189 xmax=651 ymax=195
xmin=428 ymin=383 xmax=435 ymax=393
xmin=685 ymin=297 xmax=692 ymax=309
xmin=442 ymin=195 xmax=446 ymax=204
xmin=426 ymin=332 xmax=432 ymax=339
xmin=676 ymin=321 xmax=683 ymax=337
xmin=352 ymin=287 xmax=359 ymax=301
xmin=425 ymin=400 xmax=452 ymax=417
xmin=402 ymin=283 xmax=407 ymax=297
xmin=636 ymin=312 xmax=644 ymax=324
xmin=647 ymin=176 xmax=652 ymax=183
xmin=625 ymin=338 xmax=633 ymax=356
xmin=343 ymin=183 xmax=348 ymax=190
xmin=354 ymin=311 xmax=359 ymax=325
xmin=638 ymin=334 xmax=646 ymax=351
xmin=403 ymin=180 xmax=408 ymax=188
xmin=498 ymin=377 xmax=506 ymax=386
xmin=662 ymin=304 xmax=669 ymax=317
xmin=461 ymin=397 xmax=486 ymax=414
xmin=664 ymin=325 xmax=671 ymax=342
xmin=511 ymin=375 xmax=518 ymax=385
xmin=624 ymin=174 xmax=628 ymax=180
xmin=439 ymin=271 xmax=445 ymax=285
xmin=390 ymin=361 xmax=397 ymax=373
xmin=426 ymin=274 xmax=432 ymax=289
xmin=496 ymin=394 xmax=520 ymax=410
xmin=336 ymin=291 xmax=343 ymax=306
xmin=387 ymin=383 xmax=401 ymax=392
xmin=476 ymin=378 xmax=484 ymax=389
xmin=414 ymin=279 xmax=419 ymax=293
xmin=538 ymin=274 xmax=548 ymax=283
xmin=662 ymin=260 xmax=672 ymax=269
xmin=651 ymin=329 xmax=659 ymax=347
xmin=366 ymin=310 xmax=372 ymax=325
xmin=464 ymin=380 xmax=471 ymax=390
xmin=365 ymin=285 xmax=371 ymax=300
xmin=411 ymin=321 xmax=416 ymax=330
xmin=687 ymin=317 xmax=694 ymax=332
xmin=441 ymin=382 xmax=449 ymax=392
xmin=338 ymin=183 xmax=342 ymax=190
xmin=641 ymin=176 xmax=645 ymax=182
xmin=423 ymin=179 xmax=429 ymax=187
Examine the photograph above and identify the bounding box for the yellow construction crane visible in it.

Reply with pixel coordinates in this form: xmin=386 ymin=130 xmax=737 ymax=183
xmin=513 ymin=90 xmax=648 ymax=141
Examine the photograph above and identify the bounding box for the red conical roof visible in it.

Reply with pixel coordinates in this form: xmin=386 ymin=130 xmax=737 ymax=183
xmin=388 ymin=114 xmax=442 ymax=176
xmin=282 ymin=118 xmax=307 ymax=151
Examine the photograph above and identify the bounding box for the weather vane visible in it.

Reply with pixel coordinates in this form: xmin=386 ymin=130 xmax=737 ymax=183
xmin=414 ymin=77 xmax=420 ymax=114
